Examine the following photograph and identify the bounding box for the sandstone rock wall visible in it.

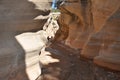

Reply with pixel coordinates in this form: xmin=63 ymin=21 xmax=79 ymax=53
xmin=0 ymin=0 xmax=51 ymax=80
xmin=57 ymin=0 xmax=120 ymax=71
xmin=94 ymin=7 xmax=120 ymax=71
xmin=0 ymin=0 xmax=120 ymax=80
xmin=57 ymin=0 xmax=93 ymax=49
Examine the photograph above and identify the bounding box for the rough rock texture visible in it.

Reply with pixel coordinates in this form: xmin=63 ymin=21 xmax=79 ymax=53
xmin=57 ymin=0 xmax=120 ymax=71
xmin=0 ymin=0 xmax=51 ymax=80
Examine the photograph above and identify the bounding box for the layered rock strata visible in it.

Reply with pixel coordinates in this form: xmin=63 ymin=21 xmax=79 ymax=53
xmin=58 ymin=0 xmax=120 ymax=71
xmin=57 ymin=0 xmax=92 ymax=49
xmin=94 ymin=7 xmax=120 ymax=71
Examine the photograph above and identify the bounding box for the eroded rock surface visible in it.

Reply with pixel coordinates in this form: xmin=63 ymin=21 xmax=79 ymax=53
xmin=0 ymin=0 xmax=120 ymax=80
xmin=94 ymin=7 xmax=120 ymax=71
xmin=57 ymin=0 xmax=120 ymax=71
xmin=57 ymin=0 xmax=93 ymax=49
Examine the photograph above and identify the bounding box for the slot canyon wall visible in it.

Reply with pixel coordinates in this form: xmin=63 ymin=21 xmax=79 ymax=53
xmin=0 ymin=0 xmax=120 ymax=80
xmin=56 ymin=0 xmax=120 ymax=71
xmin=0 ymin=0 xmax=51 ymax=80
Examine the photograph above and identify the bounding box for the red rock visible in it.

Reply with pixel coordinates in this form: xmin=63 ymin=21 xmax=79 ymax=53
xmin=94 ymin=8 xmax=120 ymax=71
xmin=58 ymin=0 xmax=120 ymax=71
xmin=81 ymin=33 xmax=102 ymax=59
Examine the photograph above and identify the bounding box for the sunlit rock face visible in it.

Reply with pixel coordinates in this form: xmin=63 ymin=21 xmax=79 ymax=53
xmin=0 ymin=0 xmax=51 ymax=80
xmin=58 ymin=0 xmax=120 ymax=71
xmin=28 ymin=0 xmax=52 ymax=10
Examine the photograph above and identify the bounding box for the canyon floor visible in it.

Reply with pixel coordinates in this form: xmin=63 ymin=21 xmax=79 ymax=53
xmin=37 ymin=42 xmax=120 ymax=80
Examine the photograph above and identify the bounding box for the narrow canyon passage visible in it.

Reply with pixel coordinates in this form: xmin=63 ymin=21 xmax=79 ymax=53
xmin=0 ymin=0 xmax=120 ymax=80
xmin=37 ymin=42 xmax=120 ymax=80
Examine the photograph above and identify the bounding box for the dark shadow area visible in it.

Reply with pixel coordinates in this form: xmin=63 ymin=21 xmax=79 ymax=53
xmin=0 ymin=33 xmax=29 ymax=80
xmin=38 ymin=42 xmax=94 ymax=80
xmin=0 ymin=0 xmax=50 ymax=34
xmin=38 ymin=42 xmax=120 ymax=80
xmin=0 ymin=0 xmax=50 ymax=80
